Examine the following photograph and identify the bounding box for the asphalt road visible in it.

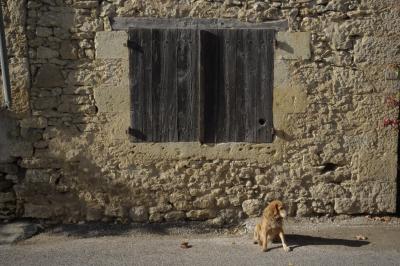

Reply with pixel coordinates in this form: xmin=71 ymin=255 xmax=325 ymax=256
xmin=1 ymin=220 xmax=400 ymax=266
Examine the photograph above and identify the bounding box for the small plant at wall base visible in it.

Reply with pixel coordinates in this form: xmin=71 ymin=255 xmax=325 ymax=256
xmin=385 ymin=93 xmax=400 ymax=107
xmin=383 ymin=67 xmax=400 ymax=128
xmin=383 ymin=118 xmax=399 ymax=128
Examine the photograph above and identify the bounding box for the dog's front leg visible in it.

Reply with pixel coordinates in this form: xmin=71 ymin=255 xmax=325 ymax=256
xmin=278 ymin=231 xmax=291 ymax=252
xmin=261 ymin=230 xmax=268 ymax=252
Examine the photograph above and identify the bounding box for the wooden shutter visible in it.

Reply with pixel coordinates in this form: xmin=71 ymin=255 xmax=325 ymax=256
xmin=200 ymin=29 xmax=274 ymax=143
xmin=128 ymin=28 xmax=199 ymax=142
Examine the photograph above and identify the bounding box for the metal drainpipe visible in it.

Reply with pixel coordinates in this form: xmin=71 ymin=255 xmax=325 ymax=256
xmin=0 ymin=1 xmax=11 ymax=109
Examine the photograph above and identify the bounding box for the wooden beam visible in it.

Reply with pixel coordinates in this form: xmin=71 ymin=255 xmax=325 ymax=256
xmin=112 ymin=17 xmax=288 ymax=31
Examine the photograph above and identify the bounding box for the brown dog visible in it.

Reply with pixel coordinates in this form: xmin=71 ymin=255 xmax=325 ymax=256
xmin=253 ymin=200 xmax=290 ymax=252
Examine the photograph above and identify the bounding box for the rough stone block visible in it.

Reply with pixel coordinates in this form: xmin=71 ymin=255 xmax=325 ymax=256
xmin=334 ymin=198 xmax=359 ymax=214
xmin=216 ymin=197 xmax=230 ymax=208
xmin=36 ymin=27 xmax=52 ymax=37
xmin=66 ymin=68 xmax=95 ymax=86
xmin=0 ymin=164 xmax=18 ymax=174
xmin=33 ymin=144 xmax=50 ymax=155
xmin=354 ymin=36 xmax=400 ymax=64
xmin=73 ymin=1 xmax=99 ymax=9
xmin=23 ymin=204 xmax=53 ymax=219
xmin=20 ymin=116 xmax=48 ymax=129
xmin=9 ymin=58 xmax=31 ymax=112
xmin=242 ymin=199 xmax=263 ymax=216
xmin=38 ymin=9 xmax=74 ymax=29
xmin=86 ymin=206 xmax=104 ymax=221
xmin=9 ymin=142 xmax=34 ymax=158
xmin=186 ymin=210 xmax=217 ymax=220
xmin=276 ymin=32 xmax=311 ymax=60
xmin=356 ymin=152 xmax=397 ymax=182
xmin=273 ymin=60 xmax=308 ymax=128
xmin=149 ymin=204 xmax=172 ymax=215
xmin=33 ymin=97 xmax=60 ymax=110
xmin=34 ymin=64 xmax=65 ymax=88
xmin=274 ymin=59 xmax=290 ymax=88
xmin=0 ymin=192 xmax=15 ymax=203
xmin=37 ymin=46 xmax=59 ymax=59
xmin=25 ymin=169 xmax=53 ymax=183
xmin=0 ymin=115 xmax=18 ymax=164
xmin=60 ymin=41 xmax=79 ymax=60
xmin=80 ymin=20 xmax=103 ymax=32
xmin=193 ymin=195 xmax=216 ymax=209
xmin=149 ymin=212 xmax=163 ymax=222
xmin=5 ymin=175 xmax=18 ymax=183
xmin=95 ymin=31 xmax=128 ymax=59
xmin=19 ymin=158 xmax=62 ymax=169
xmin=104 ymin=205 xmax=128 ymax=218
xmin=174 ymin=200 xmax=192 ymax=211
xmin=94 ymin=86 xmax=129 ymax=113
xmin=164 ymin=211 xmax=185 ymax=222
xmin=21 ymin=128 xmax=43 ymax=142
xmin=54 ymin=27 xmax=70 ymax=39
xmin=0 ymin=180 xmax=14 ymax=191
xmin=296 ymin=201 xmax=312 ymax=216
xmin=129 ymin=206 xmax=149 ymax=222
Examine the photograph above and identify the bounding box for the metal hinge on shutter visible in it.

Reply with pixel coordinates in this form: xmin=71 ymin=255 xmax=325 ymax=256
xmin=127 ymin=127 xmax=147 ymax=141
xmin=127 ymin=40 xmax=144 ymax=53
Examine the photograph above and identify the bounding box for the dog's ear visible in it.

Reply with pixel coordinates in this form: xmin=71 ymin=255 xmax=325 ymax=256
xmin=273 ymin=202 xmax=280 ymax=217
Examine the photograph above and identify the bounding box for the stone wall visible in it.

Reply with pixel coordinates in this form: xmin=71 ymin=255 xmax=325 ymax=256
xmin=0 ymin=0 xmax=399 ymax=223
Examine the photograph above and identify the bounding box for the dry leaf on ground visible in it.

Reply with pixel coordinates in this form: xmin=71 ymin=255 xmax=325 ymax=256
xmin=180 ymin=241 xmax=192 ymax=249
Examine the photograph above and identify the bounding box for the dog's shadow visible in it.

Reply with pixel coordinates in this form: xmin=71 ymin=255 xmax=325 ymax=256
xmin=270 ymin=234 xmax=370 ymax=251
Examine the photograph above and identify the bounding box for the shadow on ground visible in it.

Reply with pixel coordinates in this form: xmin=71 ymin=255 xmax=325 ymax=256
xmin=0 ymin=222 xmax=42 ymax=245
xmin=286 ymin=234 xmax=370 ymax=250
xmin=44 ymin=221 xmax=241 ymax=238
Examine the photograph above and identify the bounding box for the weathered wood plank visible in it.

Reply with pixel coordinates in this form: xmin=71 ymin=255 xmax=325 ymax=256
xmin=129 ymin=29 xmax=145 ymax=141
xmin=214 ymin=29 xmax=227 ymax=143
xmin=141 ymin=29 xmax=153 ymax=141
xmin=235 ymin=29 xmax=246 ymax=142
xmin=130 ymin=28 xmax=202 ymax=142
xmin=198 ymin=31 xmax=205 ymax=143
xmin=243 ymin=29 xmax=275 ymax=143
xmin=199 ymin=30 xmax=219 ymax=143
xmin=177 ymin=30 xmax=193 ymax=141
xmin=151 ymin=29 xmax=162 ymax=142
xmin=223 ymin=29 xmax=237 ymax=142
xmin=161 ymin=29 xmax=178 ymax=141
xmin=265 ymin=30 xmax=275 ymax=142
xmin=243 ymin=29 xmax=255 ymax=142
xmin=113 ymin=17 xmax=288 ymax=31
xmin=190 ymin=30 xmax=200 ymax=141
xmin=256 ymin=29 xmax=267 ymax=142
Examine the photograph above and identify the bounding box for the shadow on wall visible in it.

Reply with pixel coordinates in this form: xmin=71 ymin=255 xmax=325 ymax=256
xmin=0 ymin=110 xmax=18 ymax=163
xmin=18 ymin=121 xmax=249 ymax=224
xmin=0 ymin=110 xmax=20 ymax=220
xmin=18 ymin=1 xmax=131 ymax=221
xmin=17 ymin=129 xmax=136 ymax=223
